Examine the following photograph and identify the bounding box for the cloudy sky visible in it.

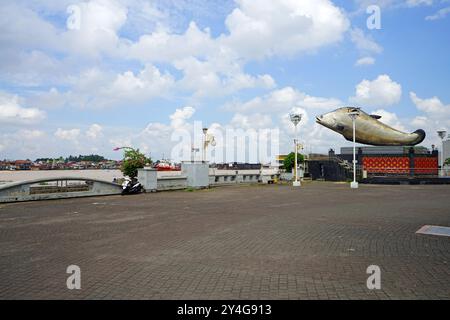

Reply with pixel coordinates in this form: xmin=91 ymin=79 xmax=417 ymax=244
xmin=0 ymin=0 xmax=449 ymax=161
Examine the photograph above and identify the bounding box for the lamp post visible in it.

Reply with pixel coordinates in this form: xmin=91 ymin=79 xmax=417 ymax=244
xmin=202 ymin=128 xmax=208 ymax=162
xmin=437 ymin=130 xmax=447 ymax=176
xmin=348 ymin=108 xmax=360 ymax=189
xmin=289 ymin=113 xmax=302 ymax=187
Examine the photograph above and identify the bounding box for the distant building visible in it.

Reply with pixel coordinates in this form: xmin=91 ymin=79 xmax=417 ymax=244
xmin=14 ymin=160 xmax=32 ymax=170
xmin=214 ymin=163 xmax=262 ymax=170
xmin=0 ymin=161 xmax=9 ymax=170
xmin=275 ymin=155 xmax=288 ymax=168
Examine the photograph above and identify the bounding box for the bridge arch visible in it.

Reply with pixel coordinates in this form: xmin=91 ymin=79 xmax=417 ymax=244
xmin=0 ymin=177 xmax=122 ymax=203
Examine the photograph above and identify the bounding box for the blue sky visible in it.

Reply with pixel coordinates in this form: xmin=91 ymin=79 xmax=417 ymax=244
xmin=0 ymin=0 xmax=449 ymax=161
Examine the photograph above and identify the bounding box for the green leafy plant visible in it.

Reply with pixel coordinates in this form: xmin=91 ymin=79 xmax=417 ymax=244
xmin=283 ymin=152 xmax=305 ymax=173
xmin=120 ymin=148 xmax=152 ymax=178
xmin=445 ymin=158 xmax=450 ymax=166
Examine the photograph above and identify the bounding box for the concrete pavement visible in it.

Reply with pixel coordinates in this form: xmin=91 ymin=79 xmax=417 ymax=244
xmin=0 ymin=182 xmax=449 ymax=299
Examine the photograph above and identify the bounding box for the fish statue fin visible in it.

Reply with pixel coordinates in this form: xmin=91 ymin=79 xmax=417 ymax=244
xmin=370 ymin=114 xmax=382 ymax=120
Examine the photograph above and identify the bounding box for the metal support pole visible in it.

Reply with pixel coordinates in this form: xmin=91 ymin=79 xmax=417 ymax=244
xmin=293 ymin=125 xmax=301 ymax=187
xmin=441 ymin=142 xmax=444 ymax=177
xmin=294 ymin=127 xmax=298 ymax=182
xmin=351 ymin=116 xmax=359 ymax=189
xmin=290 ymin=113 xmax=302 ymax=187
xmin=353 ymin=118 xmax=356 ymax=183
xmin=295 ymin=143 xmax=298 ymax=183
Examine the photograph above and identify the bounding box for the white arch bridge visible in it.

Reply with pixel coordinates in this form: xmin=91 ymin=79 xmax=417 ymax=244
xmin=0 ymin=177 xmax=122 ymax=203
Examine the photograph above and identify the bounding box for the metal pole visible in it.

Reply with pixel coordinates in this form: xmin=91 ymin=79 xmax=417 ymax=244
xmin=351 ymin=117 xmax=359 ymax=189
xmin=295 ymin=125 xmax=298 ymax=183
xmin=293 ymin=124 xmax=301 ymax=187
xmin=290 ymin=113 xmax=302 ymax=187
xmin=353 ymin=118 xmax=356 ymax=184
xmin=441 ymin=140 xmax=444 ymax=177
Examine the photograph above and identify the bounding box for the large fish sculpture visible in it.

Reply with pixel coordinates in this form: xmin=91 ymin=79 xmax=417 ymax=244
xmin=316 ymin=107 xmax=426 ymax=146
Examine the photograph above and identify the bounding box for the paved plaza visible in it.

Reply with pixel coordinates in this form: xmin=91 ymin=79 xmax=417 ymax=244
xmin=0 ymin=182 xmax=449 ymax=299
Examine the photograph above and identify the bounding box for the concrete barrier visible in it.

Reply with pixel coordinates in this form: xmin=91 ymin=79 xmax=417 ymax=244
xmin=137 ymin=167 xmax=157 ymax=192
xmin=211 ymin=173 xmax=279 ymax=185
xmin=157 ymin=176 xmax=188 ymax=191
xmin=0 ymin=177 xmax=122 ymax=203
xmin=182 ymin=161 xmax=209 ymax=188
xmin=213 ymin=174 xmax=256 ymax=185
xmin=138 ymin=167 xmax=188 ymax=191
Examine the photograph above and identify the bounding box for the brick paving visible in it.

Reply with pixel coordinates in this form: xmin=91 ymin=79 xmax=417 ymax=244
xmin=0 ymin=182 xmax=449 ymax=300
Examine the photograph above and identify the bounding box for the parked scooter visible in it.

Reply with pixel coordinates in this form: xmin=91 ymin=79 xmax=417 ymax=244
xmin=121 ymin=177 xmax=143 ymax=195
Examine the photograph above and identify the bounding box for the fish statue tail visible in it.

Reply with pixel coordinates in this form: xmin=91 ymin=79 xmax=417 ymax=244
xmin=412 ymin=129 xmax=426 ymax=145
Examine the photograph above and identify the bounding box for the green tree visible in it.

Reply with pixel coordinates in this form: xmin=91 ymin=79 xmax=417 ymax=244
xmin=66 ymin=154 xmax=106 ymax=162
xmin=283 ymin=152 xmax=305 ymax=173
xmin=445 ymin=158 xmax=450 ymax=166
xmin=120 ymin=148 xmax=152 ymax=178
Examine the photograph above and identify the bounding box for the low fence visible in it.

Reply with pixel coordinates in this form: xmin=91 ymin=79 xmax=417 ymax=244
xmin=362 ymin=155 xmax=439 ymax=176
xmin=362 ymin=168 xmax=450 ymax=177
xmin=155 ymin=173 xmax=278 ymax=189
xmin=212 ymin=173 xmax=261 ymax=185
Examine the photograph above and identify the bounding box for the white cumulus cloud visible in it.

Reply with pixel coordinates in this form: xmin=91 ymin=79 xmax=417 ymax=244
xmin=425 ymin=6 xmax=450 ymax=21
xmin=170 ymin=106 xmax=196 ymax=129
xmin=225 ymin=87 xmax=342 ymax=114
xmin=86 ymin=124 xmax=103 ymax=139
xmin=62 ymin=0 xmax=128 ymax=57
xmin=108 ymin=64 xmax=175 ymax=101
xmin=54 ymin=128 xmax=81 ymax=141
xmin=409 ymin=92 xmax=450 ymax=146
xmin=406 ymin=0 xmax=433 ymax=7
xmin=0 ymin=92 xmax=46 ymax=125
xmin=350 ymin=75 xmax=402 ymax=107
xmin=355 ymin=56 xmax=375 ymax=66
xmin=230 ymin=113 xmax=273 ymax=130
xmin=410 ymin=92 xmax=450 ymax=117
xmin=222 ymin=0 xmax=350 ymax=60
xmin=350 ymin=28 xmax=383 ymax=55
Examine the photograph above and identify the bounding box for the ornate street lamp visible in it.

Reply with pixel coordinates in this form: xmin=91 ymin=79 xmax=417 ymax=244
xmin=289 ymin=113 xmax=302 ymax=187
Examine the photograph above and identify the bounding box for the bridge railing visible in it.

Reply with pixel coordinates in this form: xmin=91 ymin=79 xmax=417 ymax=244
xmin=0 ymin=177 xmax=122 ymax=203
